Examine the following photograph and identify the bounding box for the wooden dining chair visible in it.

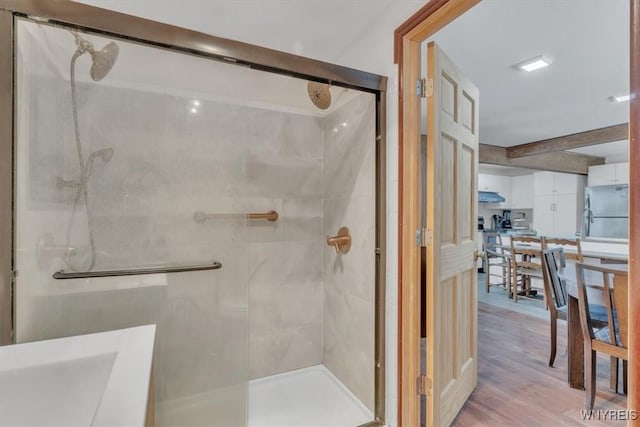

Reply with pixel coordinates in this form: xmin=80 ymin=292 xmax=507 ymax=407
xmin=482 ymin=231 xmax=510 ymax=294
xmin=510 ymin=235 xmax=543 ymax=303
xmin=575 ymin=262 xmax=628 ymax=410
xmin=542 ymin=250 xmax=611 ymax=368
xmin=542 ymin=237 xmax=583 ymax=266
xmin=541 ymin=248 xmax=567 ymax=367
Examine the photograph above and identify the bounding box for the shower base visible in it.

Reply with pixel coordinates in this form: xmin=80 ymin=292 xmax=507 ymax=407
xmin=156 ymin=364 xmax=372 ymax=427
xmin=249 ymin=364 xmax=372 ymax=427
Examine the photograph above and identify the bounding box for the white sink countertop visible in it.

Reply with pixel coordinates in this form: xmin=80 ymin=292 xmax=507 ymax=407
xmin=0 ymin=325 xmax=156 ymax=426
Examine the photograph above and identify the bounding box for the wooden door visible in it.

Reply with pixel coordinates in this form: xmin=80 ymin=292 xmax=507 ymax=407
xmin=423 ymin=41 xmax=479 ymax=427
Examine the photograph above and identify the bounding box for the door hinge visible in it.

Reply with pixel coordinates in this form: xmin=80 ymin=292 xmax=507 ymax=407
xmin=416 ymin=78 xmax=433 ymax=98
xmin=417 ymin=375 xmax=432 ymax=396
xmin=10 ymin=269 xmax=17 ymax=283
xmin=416 ymin=228 xmax=433 ymax=247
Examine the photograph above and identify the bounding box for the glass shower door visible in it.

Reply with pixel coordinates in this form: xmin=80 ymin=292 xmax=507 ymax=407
xmin=14 ymin=18 xmax=250 ymax=426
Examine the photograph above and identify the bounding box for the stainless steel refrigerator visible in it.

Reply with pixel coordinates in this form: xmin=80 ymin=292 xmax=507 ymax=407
xmin=582 ymin=185 xmax=628 ymax=239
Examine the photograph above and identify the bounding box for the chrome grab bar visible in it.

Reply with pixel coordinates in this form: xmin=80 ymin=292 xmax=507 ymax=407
xmin=193 ymin=210 xmax=279 ymax=223
xmin=53 ymin=260 xmax=222 ymax=280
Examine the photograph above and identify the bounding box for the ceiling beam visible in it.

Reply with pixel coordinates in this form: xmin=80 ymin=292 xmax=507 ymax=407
xmin=480 ymin=144 xmax=605 ymax=175
xmin=505 ymin=123 xmax=629 ymax=159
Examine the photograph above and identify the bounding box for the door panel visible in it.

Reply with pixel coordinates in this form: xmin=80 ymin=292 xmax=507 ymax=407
xmin=589 ymin=217 xmax=629 ymax=239
xmin=588 ymin=185 xmax=628 ymax=217
xmin=460 ymin=145 xmax=474 ymax=241
xmin=441 ymin=135 xmax=456 ymax=244
xmin=534 ymin=194 xmax=554 ymax=236
xmin=424 ymin=41 xmax=478 ymax=427
xmin=554 ymin=193 xmax=578 ymax=236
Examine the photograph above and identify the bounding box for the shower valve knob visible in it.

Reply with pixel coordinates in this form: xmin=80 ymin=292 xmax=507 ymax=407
xmin=326 ymin=227 xmax=351 ymax=255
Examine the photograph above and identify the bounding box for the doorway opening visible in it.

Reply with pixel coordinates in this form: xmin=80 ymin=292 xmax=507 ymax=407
xmin=395 ymin=0 xmax=639 ymax=426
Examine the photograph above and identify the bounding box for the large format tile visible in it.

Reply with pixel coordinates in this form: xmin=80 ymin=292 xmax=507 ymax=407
xmin=323 ymin=286 xmax=374 ymax=411
xmin=323 ymin=96 xmax=375 ymax=199
xmin=249 ymin=281 xmax=322 ymax=337
xmin=249 ymin=241 xmax=323 ymax=286
xmin=249 ymin=325 xmax=322 ymax=379
xmin=246 ymin=152 xmax=323 ymax=199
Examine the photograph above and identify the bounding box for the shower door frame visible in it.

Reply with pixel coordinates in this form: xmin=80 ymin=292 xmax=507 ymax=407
xmin=0 ymin=1 xmax=388 ymax=425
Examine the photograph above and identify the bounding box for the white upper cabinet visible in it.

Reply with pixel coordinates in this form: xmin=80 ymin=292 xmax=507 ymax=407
xmin=478 ymin=173 xmax=534 ymax=208
xmin=532 ymin=171 xmax=586 ymax=237
xmin=588 ymin=162 xmax=629 ymax=186
xmin=478 ymin=173 xmax=511 ymax=207
xmin=533 ymin=171 xmax=554 ymax=195
xmin=534 ymin=171 xmax=584 ymax=195
xmin=478 ymin=174 xmax=511 ymax=195
xmin=510 ymin=174 xmax=534 ymax=209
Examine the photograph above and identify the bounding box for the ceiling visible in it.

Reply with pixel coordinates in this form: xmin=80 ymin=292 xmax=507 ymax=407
xmin=72 ymin=0 xmax=630 ymax=169
xmin=430 ymin=0 xmax=629 ymax=149
xmin=73 ymin=0 xmax=421 ymax=65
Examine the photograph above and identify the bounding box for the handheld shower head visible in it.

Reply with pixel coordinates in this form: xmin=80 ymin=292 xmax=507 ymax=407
xmin=71 ymin=31 xmax=119 ymax=81
xmin=85 ymin=148 xmax=114 ymax=179
xmin=96 ymin=147 xmax=114 ymax=163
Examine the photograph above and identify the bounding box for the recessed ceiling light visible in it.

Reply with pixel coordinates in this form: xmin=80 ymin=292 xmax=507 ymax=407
xmin=609 ymin=94 xmax=631 ymax=103
xmin=515 ymin=55 xmax=552 ymax=72
xmin=192 ymin=100 xmax=201 ymax=107
xmin=190 ymin=107 xmax=198 ymax=113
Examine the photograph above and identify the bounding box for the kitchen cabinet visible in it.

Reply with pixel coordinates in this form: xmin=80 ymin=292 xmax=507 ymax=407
xmin=478 ymin=173 xmax=511 ymax=208
xmin=533 ymin=195 xmax=555 ymax=236
xmin=510 ymin=174 xmax=534 ymax=209
xmin=587 ymin=162 xmax=629 ymax=186
xmin=534 ymin=171 xmax=584 ymax=195
xmin=533 ymin=172 xmax=585 ymax=237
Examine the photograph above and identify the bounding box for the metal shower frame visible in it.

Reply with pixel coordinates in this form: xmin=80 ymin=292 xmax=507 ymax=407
xmin=0 ymin=1 xmax=387 ymax=426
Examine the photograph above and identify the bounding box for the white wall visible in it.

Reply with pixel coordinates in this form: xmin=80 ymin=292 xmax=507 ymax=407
xmin=333 ymin=3 xmax=428 ymax=425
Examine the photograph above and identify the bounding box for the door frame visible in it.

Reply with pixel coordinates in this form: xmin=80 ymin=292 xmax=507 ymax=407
xmin=394 ymin=0 xmax=640 ymax=425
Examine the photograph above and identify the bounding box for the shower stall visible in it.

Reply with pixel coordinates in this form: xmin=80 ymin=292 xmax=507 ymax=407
xmin=0 ymin=2 xmax=386 ymax=426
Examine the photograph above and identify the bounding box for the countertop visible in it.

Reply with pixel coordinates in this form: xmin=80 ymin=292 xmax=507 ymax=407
xmin=0 ymin=325 xmax=156 ymax=426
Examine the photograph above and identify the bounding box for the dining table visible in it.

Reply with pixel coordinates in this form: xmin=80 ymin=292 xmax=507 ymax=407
xmin=557 ymin=260 xmax=628 ymax=390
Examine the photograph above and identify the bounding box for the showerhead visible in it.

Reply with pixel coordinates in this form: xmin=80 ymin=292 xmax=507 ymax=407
xmin=89 ymin=42 xmax=119 ymax=81
xmin=71 ymin=31 xmax=119 ymax=81
xmin=307 ymin=81 xmax=331 ymax=110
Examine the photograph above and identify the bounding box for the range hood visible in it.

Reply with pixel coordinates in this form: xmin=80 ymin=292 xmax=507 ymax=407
xmin=478 ymin=191 xmax=506 ymax=203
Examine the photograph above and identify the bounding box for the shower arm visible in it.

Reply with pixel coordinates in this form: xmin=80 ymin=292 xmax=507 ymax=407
xmin=71 ymin=31 xmax=94 ymax=56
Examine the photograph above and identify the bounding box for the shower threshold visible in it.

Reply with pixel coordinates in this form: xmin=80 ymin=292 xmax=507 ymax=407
xmin=249 ymin=364 xmax=372 ymax=427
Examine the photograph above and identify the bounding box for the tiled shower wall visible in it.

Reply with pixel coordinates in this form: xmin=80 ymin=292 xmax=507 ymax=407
xmin=246 ymin=110 xmax=325 ymax=379
xmin=322 ymin=95 xmax=376 ymax=411
xmin=18 ymin=50 xmax=374 ymax=411
xmin=247 ymin=93 xmax=377 ymax=415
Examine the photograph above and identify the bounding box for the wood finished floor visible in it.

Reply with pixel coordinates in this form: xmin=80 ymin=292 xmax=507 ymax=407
xmin=451 ymin=302 xmax=627 ymax=426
